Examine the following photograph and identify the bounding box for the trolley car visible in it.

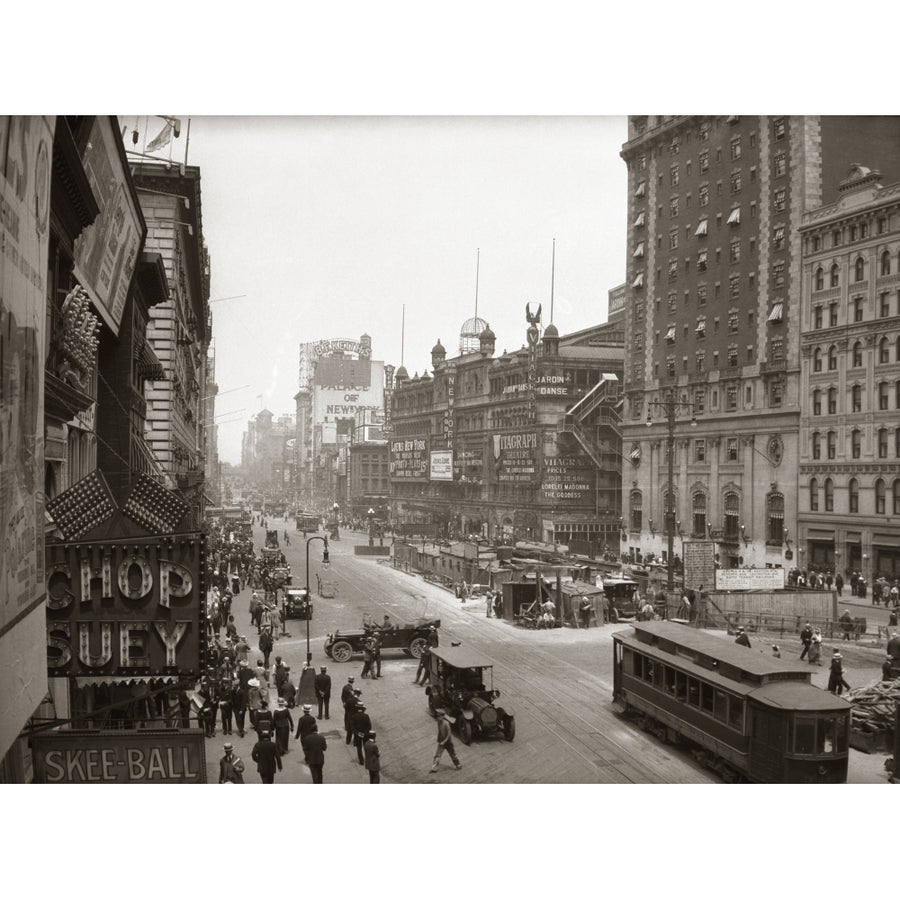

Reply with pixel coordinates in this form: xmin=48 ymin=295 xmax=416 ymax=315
xmin=613 ymin=621 xmax=850 ymax=783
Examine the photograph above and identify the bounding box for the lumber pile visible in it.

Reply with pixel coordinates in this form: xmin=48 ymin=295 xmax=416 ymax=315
xmin=847 ymin=679 xmax=900 ymax=735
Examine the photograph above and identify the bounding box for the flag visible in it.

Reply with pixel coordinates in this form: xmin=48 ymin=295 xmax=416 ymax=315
xmin=146 ymin=121 xmax=173 ymax=152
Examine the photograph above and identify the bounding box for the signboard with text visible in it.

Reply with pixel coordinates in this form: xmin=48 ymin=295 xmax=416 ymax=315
xmin=493 ymin=432 xmax=539 ymax=483
xmin=32 ymin=730 xmax=207 ymax=783
xmin=390 ymin=438 xmax=429 ymax=481
xmin=715 ymin=567 xmax=785 ymax=592
xmin=540 ymin=455 xmax=594 ymax=503
xmin=683 ymin=541 xmax=716 ymax=591
xmin=430 ymin=450 xmax=453 ymax=481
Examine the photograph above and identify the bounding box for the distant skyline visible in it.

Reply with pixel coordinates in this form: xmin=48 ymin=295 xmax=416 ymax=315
xmin=122 ymin=115 xmax=629 ymax=464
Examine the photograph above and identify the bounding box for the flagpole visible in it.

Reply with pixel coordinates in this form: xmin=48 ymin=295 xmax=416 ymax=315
xmin=184 ymin=117 xmax=192 ymax=168
xmin=550 ymin=238 xmax=555 ymax=324
xmin=474 ymin=248 xmax=480 ymax=321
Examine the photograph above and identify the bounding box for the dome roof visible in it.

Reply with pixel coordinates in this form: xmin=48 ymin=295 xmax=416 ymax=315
xmin=459 ymin=316 xmax=490 ymax=355
xmin=480 ymin=325 xmax=496 ymax=341
xmin=543 ymin=323 xmax=559 ymax=338
xmin=395 ymin=365 xmax=409 ymax=381
xmin=431 ymin=339 xmax=445 ymax=355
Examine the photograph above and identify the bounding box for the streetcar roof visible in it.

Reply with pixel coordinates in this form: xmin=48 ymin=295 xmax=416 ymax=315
xmin=750 ymin=681 xmax=851 ymax=711
xmin=430 ymin=645 xmax=495 ymax=670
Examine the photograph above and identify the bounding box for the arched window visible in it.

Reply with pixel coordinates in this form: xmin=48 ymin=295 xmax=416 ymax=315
xmin=692 ymin=491 xmax=707 ymax=537
xmin=880 ymin=337 xmax=891 ymax=364
xmin=894 ymin=480 xmax=900 ymax=516
xmin=813 ymin=347 xmax=823 ymax=372
xmin=724 ymin=492 xmax=740 ymax=539
xmin=815 ymin=267 xmax=824 ymax=290
xmin=766 ymin=492 xmax=784 ymax=543
xmin=854 ymin=257 xmax=865 ymax=281
xmin=630 ymin=489 xmax=642 ymax=531
xmin=851 ymin=428 xmax=861 ymax=459
xmin=852 ymin=341 xmax=863 ymax=367
xmin=809 ymin=478 xmax=819 ymax=511
xmin=824 ymin=478 xmax=834 ymax=511
xmin=882 ymin=250 xmax=892 ymax=276
xmin=875 ymin=479 xmax=886 ymax=514
xmin=827 ymin=345 xmax=837 ymax=370
xmin=830 ymin=264 xmax=840 ymax=287
xmin=849 ymin=478 xmax=859 ymax=513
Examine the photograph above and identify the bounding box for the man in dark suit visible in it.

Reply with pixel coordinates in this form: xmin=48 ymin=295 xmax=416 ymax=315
xmin=302 ymin=722 xmax=327 ymax=784
xmin=315 ymin=666 xmax=332 ymax=720
xmin=251 ymin=730 xmax=282 ymax=783
xmin=341 ymin=676 xmax=358 ymax=744
xmin=350 ymin=702 xmax=372 ymax=765
xmin=294 ymin=703 xmax=318 ymax=762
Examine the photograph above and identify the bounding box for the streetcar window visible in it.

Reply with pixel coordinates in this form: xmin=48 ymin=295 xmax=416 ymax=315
xmin=700 ymin=683 xmax=715 ymax=714
xmin=714 ymin=690 xmax=728 ymax=722
xmin=664 ymin=666 xmax=676 ymax=694
xmin=687 ymin=677 xmax=701 ymax=707
xmin=819 ymin=717 xmax=835 ymax=754
xmin=728 ymin=697 xmax=743 ymax=730
xmin=675 ymin=671 xmax=687 ymax=702
xmin=836 ymin=716 xmax=848 ymax=753
xmin=794 ymin=717 xmax=816 ymax=755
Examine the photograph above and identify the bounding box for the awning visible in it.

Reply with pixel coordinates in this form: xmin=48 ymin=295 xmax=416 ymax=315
xmin=630 ymin=446 xmax=641 ymax=460
xmin=695 ymin=320 xmax=706 ymax=334
xmin=767 ymin=302 xmax=784 ymax=323
xmin=634 ymin=181 xmax=646 ymax=197
xmin=632 ymin=272 xmax=644 ymax=288
xmin=74 ymin=675 xmax=180 ymax=688
xmin=697 ymin=250 xmax=708 ymax=268
xmin=633 ymin=211 xmax=645 ymax=227
xmin=665 ymin=325 xmax=676 ymax=342
xmin=727 ymin=207 xmax=741 ymax=225
xmin=695 ymin=219 xmax=708 ymax=236
xmin=633 ymin=242 xmax=644 ymax=258
xmin=137 ymin=343 xmax=165 ymax=381
xmin=774 ymin=225 xmax=785 ymax=242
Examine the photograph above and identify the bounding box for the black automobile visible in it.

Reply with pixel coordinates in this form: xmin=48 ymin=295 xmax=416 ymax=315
xmin=324 ymin=618 xmax=440 ymax=663
xmin=283 ymin=588 xmax=312 ymax=619
xmin=425 ymin=644 xmax=515 ymax=744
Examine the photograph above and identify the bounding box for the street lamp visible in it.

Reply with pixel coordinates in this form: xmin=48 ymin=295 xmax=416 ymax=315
xmin=305 ymin=534 xmax=330 ymax=665
xmin=367 ymin=507 xmax=375 ymax=547
xmin=646 ymin=391 xmax=697 ymax=591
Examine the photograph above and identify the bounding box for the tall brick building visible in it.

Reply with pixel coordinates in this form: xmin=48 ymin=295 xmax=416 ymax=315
xmin=619 ymin=115 xmax=900 ymax=571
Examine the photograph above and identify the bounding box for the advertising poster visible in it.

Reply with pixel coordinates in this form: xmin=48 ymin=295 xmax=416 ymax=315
xmin=72 ymin=116 xmax=143 ymax=336
xmin=715 ymin=567 xmax=786 ymax=592
xmin=430 ymin=449 xmax=453 ymax=481
xmin=390 ymin=438 xmax=429 ymax=481
xmin=0 ymin=115 xmax=54 ymax=759
xmin=492 ymin=432 xmax=538 ymax=483
xmin=540 ymin=454 xmax=595 ymax=503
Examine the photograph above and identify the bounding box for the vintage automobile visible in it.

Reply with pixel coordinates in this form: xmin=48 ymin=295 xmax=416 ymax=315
xmin=600 ymin=574 xmax=640 ymax=621
xmin=324 ymin=617 xmax=440 ymax=663
xmin=283 ymin=587 xmax=312 ymax=619
xmin=425 ymin=644 xmax=515 ymax=744
xmin=264 ymin=529 xmax=279 ymax=549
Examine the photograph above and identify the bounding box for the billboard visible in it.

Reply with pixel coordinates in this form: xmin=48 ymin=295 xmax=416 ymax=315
xmin=715 ymin=567 xmax=786 ymax=592
xmin=45 ymin=536 xmax=205 ymax=678
xmin=540 ymin=455 xmax=595 ymax=503
xmin=72 ymin=116 xmax=143 ymax=336
xmin=390 ymin=438 xmax=429 ymax=480
xmin=0 ymin=115 xmax=54 ymax=760
xmin=492 ymin=432 xmax=538 ymax=483
xmin=683 ymin=541 xmax=716 ymax=591
xmin=430 ymin=450 xmax=453 ymax=481
xmin=32 ymin=730 xmax=207 ymax=783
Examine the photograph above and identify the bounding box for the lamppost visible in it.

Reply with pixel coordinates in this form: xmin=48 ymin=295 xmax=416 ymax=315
xmin=646 ymin=391 xmax=697 ymax=591
xmin=305 ymin=534 xmax=330 ymax=665
xmin=367 ymin=507 xmax=375 ymax=547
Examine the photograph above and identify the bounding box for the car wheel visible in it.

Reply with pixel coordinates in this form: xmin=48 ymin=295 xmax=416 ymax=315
xmin=503 ymin=716 xmax=516 ymax=742
xmin=331 ymin=641 xmax=353 ymax=663
xmin=458 ymin=718 xmax=473 ymax=745
xmin=427 ymin=693 xmax=438 ymax=717
xmin=408 ymin=637 xmax=427 ymax=658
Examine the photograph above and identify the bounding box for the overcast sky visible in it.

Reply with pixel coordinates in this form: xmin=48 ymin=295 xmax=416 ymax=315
xmin=122 ymin=115 xmax=628 ymax=464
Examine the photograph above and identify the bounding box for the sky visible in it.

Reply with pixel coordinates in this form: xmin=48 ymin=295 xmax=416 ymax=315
xmin=121 ymin=115 xmax=629 ymax=465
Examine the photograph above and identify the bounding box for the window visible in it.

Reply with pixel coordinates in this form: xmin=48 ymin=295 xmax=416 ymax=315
xmin=814 ymin=348 xmax=822 ymax=372
xmin=668 ymin=260 xmax=678 ymax=281
xmin=774 ymin=187 xmax=786 ymax=212
xmin=728 ymin=346 xmax=738 ymax=367
xmin=727 ymin=206 xmax=741 ymax=226
xmin=827 ymin=346 xmax=837 ymax=371
xmin=813 ymin=389 xmax=821 ymax=415
xmin=632 ymin=272 xmax=644 ymax=288
xmin=671 ymin=164 xmax=679 ymax=186
xmin=724 ymin=491 xmax=740 ymax=538
xmin=699 ymin=184 xmax=709 ymax=207
xmin=827 ymin=431 xmax=836 ymax=460
xmin=729 ymin=274 xmax=740 ymax=300
xmin=882 ymin=251 xmax=891 ymax=276
xmin=770 ymin=381 xmax=783 ymax=405
xmin=728 ymin=312 xmax=739 ymax=333
xmin=633 ymin=211 xmax=645 ymax=228
xmin=633 ymin=241 xmax=645 ymax=259
xmin=875 ymin=479 xmax=886 ymax=514
xmin=630 ymin=490 xmax=642 ymax=531
xmin=853 ymin=296 xmax=864 ymax=322
xmin=880 ymin=337 xmax=891 ymax=364
xmin=694 ymin=439 xmax=706 ymax=462
xmin=851 ymin=430 xmax=861 ymax=460
xmin=773 ymin=225 xmax=785 ymax=249
xmin=878 ymin=428 xmax=888 ymax=459
xmin=895 ymin=480 xmax=900 ymax=515
xmin=771 ymin=337 xmax=784 ymax=361
xmin=730 ymin=137 xmax=741 ymax=160
xmin=726 ymin=384 xmax=738 ymax=409
xmin=812 ymin=432 xmax=821 ymax=459
xmin=668 ymin=292 xmax=678 ymax=313
xmin=879 ymin=381 xmax=889 ymax=410
xmin=774 ymin=152 xmax=786 ymax=176
xmin=833 ymin=230 xmax=842 ymax=247
xmin=773 ymin=261 xmax=785 ymax=287
xmin=670 ymin=197 xmax=679 ymax=218
xmin=767 ymin=493 xmax=784 ymax=543
xmin=666 ymin=356 xmax=676 ymax=377
xmin=767 ymin=302 xmax=783 ymax=323
xmin=828 ymin=387 xmax=837 ymax=414
xmin=695 ymin=350 xmax=706 ymax=373
xmin=730 ymin=171 xmax=742 ymax=193
xmin=695 ymin=317 xmax=706 ymax=338
xmin=881 ymin=293 xmax=891 ymax=317
xmin=855 ymin=257 xmax=865 ymax=281
xmin=824 ymin=477 xmax=834 ymax=511
xmin=634 ymin=180 xmax=646 ymax=198
xmin=730 ymin=239 xmax=741 ymax=262
xmin=814 ymin=267 xmax=824 ymax=291
xmin=809 ymin=478 xmax=819 ymax=511
xmin=697 ymin=249 xmax=708 ymax=271
xmin=829 ymin=303 xmax=838 ymax=327
xmin=727 ymin=438 xmax=738 ymax=461
xmin=851 ymin=341 xmax=863 ymax=367
xmin=699 ymin=122 xmax=709 ymax=142
xmin=774 ymin=118 xmax=785 ymax=140
xmin=695 ymin=218 xmax=708 ymax=237
xmin=851 ymin=384 xmax=862 ymax=412
xmin=697 ymin=283 xmax=707 ymax=306
xmin=830 ymin=264 xmax=840 ymax=287
xmin=669 ymin=229 xmax=678 ymax=250
xmin=814 ymin=306 xmax=823 ymax=329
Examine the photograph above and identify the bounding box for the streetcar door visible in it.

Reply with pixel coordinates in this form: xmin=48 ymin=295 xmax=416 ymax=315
xmin=612 ymin=637 xmax=622 ymax=700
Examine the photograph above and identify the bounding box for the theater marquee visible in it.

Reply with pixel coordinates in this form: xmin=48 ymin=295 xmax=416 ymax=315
xmin=45 ymin=536 xmax=205 ymax=678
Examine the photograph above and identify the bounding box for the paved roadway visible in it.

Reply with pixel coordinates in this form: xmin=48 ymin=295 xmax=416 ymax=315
xmin=205 ymin=520 xmax=716 ymax=784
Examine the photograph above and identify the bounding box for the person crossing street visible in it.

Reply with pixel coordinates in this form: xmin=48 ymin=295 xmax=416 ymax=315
xmin=430 ymin=710 xmax=461 ymax=773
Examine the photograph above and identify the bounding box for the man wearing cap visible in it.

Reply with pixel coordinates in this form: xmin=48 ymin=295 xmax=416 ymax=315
xmin=295 ymin=703 xmax=318 ymax=762
xmin=350 ymin=702 xmax=372 ymax=765
xmin=364 ymin=732 xmax=381 ymax=783
xmin=430 ymin=711 xmax=461 ymax=773
xmin=315 ymin=666 xmax=332 ymax=720
xmin=302 ymin=721 xmax=327 ymax=784
xmin=272 ymin=697 xmax=294 ymax=754
xmin=251 ymin=730 xmax=282 ymax=784
xmin=734 ymin=626 xmax=751 ymax=648
xmin=341 ymin=676 xmax=358 ymax=743
xmin=218 ymin=742 xmax=245 ymax=784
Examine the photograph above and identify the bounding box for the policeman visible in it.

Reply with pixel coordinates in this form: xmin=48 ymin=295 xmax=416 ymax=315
xmin=314 ymin=666 xmax=332 ymax=720
xmin=341 ymin=676 xmax=358 ymax=743
xmin=350 ymin=702 xmax=372 ymax=765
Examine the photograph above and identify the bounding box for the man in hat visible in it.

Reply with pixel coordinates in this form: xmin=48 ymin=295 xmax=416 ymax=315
xmin=341 ymin=675 xmax=358 ymax=743
xmin=282 ymin=667 xmax=297 ymax=708
xmin=840 ymin=609 xmax=854 ymax=641
xmin=364 ymin=731 xmax=381 ymax=783
xmin=828 ymin=650 xmax=851 ymax=695
xmin=272 ymin=697 xmax=294 ymax=753
xmin=315 ymin=666 xmax=332 ymax=720
xmin=259 ymin=626 xmax=274 ymax=670
xmin=251 ymin=730 xmax=282 ymax=784
xmin=273 ymin=655 xmax=288 ymax=698
xmin=734 ymin=626 xmax=751 ymax=648
xmin=430 ymin=710 xmax=461 ymax=773
xmin=302 ymin=721 xmax=327 ymax=784
xmin=350 ymin=702 xmax=372 ymax=765
xmin=234 ymin=635 xmax=251 ymax=666
xmin=218 ymin=742 xmax=245 ymax=784
xmin=295 ymin=703 xmax=318 ymax=762
xmin=799 ymin=622 xmax=813 ymax=660
xmin=255 ymin=696 xmax=275 ymax=736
